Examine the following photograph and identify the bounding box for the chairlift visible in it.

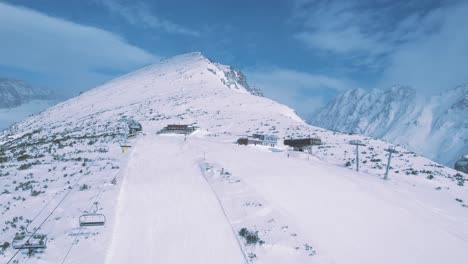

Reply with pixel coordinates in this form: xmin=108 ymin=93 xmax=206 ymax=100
xmin=79 ymin=202 xmax=106 ymax=227
xmin=12 ymin=233 xmax=47 ymax=250
xmin=120 ymin=141 xmax=131 ymax=148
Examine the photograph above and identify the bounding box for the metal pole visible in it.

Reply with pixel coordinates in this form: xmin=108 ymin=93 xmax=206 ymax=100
xmin=384 ymin=147 xmax=398 ymax=180
xmin=356 ymin=144 xmax=359 ymax=172
xmin=349 ymin=140 xmax=365 ymax=172
xmin=384 ymin=151 xmax=392 ymax=180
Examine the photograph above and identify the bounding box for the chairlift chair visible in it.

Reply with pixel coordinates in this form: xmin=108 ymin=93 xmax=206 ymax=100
xmin=79 ymin=202 xmax=106 ymax=227
xmin=79 ymin=214 xmax=106 ymax=227
xmin=12 ymin=233 xmax=47 ymax=250
xmin=120 ymin=142 xmax=131 ymax=148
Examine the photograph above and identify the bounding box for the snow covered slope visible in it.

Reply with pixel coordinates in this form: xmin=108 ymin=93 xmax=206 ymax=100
xmin=0 ymin=52 xmax=467 ymax=264
xmin=310 ymin=85 xmax=468 ymax=168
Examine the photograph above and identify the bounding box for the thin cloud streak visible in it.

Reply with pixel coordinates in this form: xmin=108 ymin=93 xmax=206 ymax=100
xmin=96 ymin=0 xmax=200 ymax=36
xmin=292 ymin=0 xmax=468 ymax=93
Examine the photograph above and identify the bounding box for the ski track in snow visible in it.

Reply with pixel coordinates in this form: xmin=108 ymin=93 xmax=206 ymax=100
xmin=199 ymin=161 xmax=324 ymax=264
xmin=105 ymin=135 xmax=246 ymax=264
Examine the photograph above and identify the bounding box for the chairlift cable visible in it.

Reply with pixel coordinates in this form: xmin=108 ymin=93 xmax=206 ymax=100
xmin=24 ymin=186 xmax=62 ymax=234
xmin=7 ymin=169 xmax=89 ymax=264
xmin=60 ymin=168 xmax=114 ymax=264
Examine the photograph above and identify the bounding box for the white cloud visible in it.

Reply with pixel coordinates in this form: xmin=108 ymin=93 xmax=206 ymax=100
xmin=292 ymin=0 xmax=468 ymax=92
xmin=378 ymin=2 xmax=468 ymax=92
xmin=96 ymin=0 xmax=199 ymax=36
xmin=246 ymin=67 xmax=354 ymax=116
xmin=292 ymin=1 xmax=392 ymax=58
xmin=0 ymin=2 xmax=158 ymax=94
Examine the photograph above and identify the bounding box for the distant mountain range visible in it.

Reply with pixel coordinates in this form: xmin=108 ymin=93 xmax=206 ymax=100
xmin=309 ymin=85 xmax=468 ymax=168
xmin=0 ymin=78 xmax=52 ymax=108
xmin=0 ymin=78 xmax=58 ymax=129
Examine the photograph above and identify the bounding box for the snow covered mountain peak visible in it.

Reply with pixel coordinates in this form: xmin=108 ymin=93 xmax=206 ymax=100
xmin=310 ymin=84 xmax=467 ymax=167
xmin=98 ymin=51 xmax=263 ymax=99
xmin=6 ymin=52 xmax=297 ymax=137
xmin=158 ymin=52 xmax=263 ymax=96
xmin=159 ymin=51 xmax=208 ymax=65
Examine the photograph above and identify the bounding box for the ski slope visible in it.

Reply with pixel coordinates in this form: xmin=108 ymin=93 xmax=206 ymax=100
xmin=192 ymin=138 xmax=468 ymax=264
xmin=107 ymin=133 xmax=468 ymax=264
xmin=106 ymin=135 xmax=246 ymax=264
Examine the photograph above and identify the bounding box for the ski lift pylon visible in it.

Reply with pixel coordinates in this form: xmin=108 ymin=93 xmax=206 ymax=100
xmin=79 ymin=202 xmax=106 ymax=227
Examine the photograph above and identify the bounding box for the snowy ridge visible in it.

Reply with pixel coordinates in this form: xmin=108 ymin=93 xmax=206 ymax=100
xmin=0 ymin=53 xmax=467 ymax=264
xmin=310 ymin=85 xmax=468 ymax=168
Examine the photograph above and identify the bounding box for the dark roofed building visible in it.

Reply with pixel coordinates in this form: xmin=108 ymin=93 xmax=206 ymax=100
xmin=158 ymin=124 xmax=196 ymax=135
xmin=284 ymin=137 xmax=322 ymax=151
xmin=237 ymin=137 xmax=262 ymax=146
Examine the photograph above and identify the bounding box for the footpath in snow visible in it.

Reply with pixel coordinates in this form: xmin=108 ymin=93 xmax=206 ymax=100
xmin=105 ymin=135 xmax=246 ymax=264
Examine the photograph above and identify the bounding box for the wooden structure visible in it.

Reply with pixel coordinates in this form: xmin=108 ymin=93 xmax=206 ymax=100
xmin=158 ymin=124 xmax=196 ymax=135
xmin=284 ymin=137 xmax=322 ymax=152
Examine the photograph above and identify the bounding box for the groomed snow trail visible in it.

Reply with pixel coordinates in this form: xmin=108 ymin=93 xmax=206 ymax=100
xmin=191 ymin=139 xmax=468 ymax=264
xmin=105 ymin=135 xmax=246 ymax=264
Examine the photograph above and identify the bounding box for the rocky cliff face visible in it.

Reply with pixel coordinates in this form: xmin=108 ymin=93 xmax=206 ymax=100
xmin=455 ymin=155 xmax=468 ymax=174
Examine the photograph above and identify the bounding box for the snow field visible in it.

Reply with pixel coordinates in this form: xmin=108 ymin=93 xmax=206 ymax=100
xmin=188 ymin=136 xmax=468 ymax=264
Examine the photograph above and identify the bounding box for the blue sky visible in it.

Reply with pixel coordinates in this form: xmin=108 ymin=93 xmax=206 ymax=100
xmin=0 ymin=0 xmax=467 ymax=116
